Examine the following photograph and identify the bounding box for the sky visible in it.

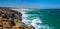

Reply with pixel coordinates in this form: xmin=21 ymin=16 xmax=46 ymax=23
xmin=0 ymin=0 xmax=60 ymax=9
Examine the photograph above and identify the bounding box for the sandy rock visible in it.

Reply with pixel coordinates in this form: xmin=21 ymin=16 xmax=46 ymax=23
xmin=29 ymin=25 xmax=35 ymax=29
xmin=0 ymin=7 xmax=35 ymax=29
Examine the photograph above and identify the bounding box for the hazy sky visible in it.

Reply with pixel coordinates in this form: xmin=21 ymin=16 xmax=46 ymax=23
xmin=0 ymin=0 xmax=60 ymax=8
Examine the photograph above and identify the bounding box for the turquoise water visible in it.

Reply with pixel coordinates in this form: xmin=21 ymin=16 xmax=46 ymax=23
xmin=17 ymin=9 xmax=60 ymax=29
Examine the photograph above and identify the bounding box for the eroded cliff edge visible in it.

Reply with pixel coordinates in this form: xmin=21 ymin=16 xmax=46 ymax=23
xmin=0 ymin=7 xmax=35 ymax=29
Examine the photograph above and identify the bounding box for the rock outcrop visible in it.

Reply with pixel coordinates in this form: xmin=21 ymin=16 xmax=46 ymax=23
xmin=0 ymin=7 xmax=35 ymax=29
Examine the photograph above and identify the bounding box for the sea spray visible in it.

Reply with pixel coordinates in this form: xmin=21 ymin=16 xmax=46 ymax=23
xmin=16 ymin=10 xmax=54 ymax=29
xmin=31 ymin=18 xmax=42 ymax=29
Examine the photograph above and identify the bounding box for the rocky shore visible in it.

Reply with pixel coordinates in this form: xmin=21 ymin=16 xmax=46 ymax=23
xmin=0 ymin=7 xmax=35 ymax=29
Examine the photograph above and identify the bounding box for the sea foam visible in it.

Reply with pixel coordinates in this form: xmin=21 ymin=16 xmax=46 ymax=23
xmin=17 ymin=10 xmax=54 ymax=29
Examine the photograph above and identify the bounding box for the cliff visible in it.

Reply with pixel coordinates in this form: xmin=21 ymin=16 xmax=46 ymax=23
xmin=0 ymin=7 xmax=35 ymax=29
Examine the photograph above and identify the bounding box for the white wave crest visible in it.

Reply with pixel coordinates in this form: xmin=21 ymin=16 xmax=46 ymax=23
xmin=31 ymin=18 xmax=42 ymax=27
xmin=17 ymin=10 xmax=54 ymax=29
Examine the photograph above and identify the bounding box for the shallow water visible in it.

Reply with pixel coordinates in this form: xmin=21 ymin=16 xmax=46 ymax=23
xmin=17 ymin=9 xmax=60 ymax=29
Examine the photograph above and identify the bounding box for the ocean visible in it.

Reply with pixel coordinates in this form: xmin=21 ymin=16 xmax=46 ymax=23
xmin=17 ymin=9 xmax=60 ymax=29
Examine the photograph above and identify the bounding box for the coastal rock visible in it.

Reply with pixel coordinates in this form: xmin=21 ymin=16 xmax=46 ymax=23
xmin=29 ymin=25 xmax=35 ymax=29
xmin=0 ymin=7 xmax=35 ymax=29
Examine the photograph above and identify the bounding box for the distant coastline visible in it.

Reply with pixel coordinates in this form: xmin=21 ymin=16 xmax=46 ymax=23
xmin=0 ymin=7 xmax=60 ymax=10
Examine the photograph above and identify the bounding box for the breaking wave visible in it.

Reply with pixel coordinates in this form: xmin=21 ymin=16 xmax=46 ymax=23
xmin=17 ymin=10 xmax=54 ymax=29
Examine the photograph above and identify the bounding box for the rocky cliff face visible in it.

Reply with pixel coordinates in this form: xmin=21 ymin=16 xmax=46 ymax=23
xmin=0 ymin=7 xmax=35 ymax=29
